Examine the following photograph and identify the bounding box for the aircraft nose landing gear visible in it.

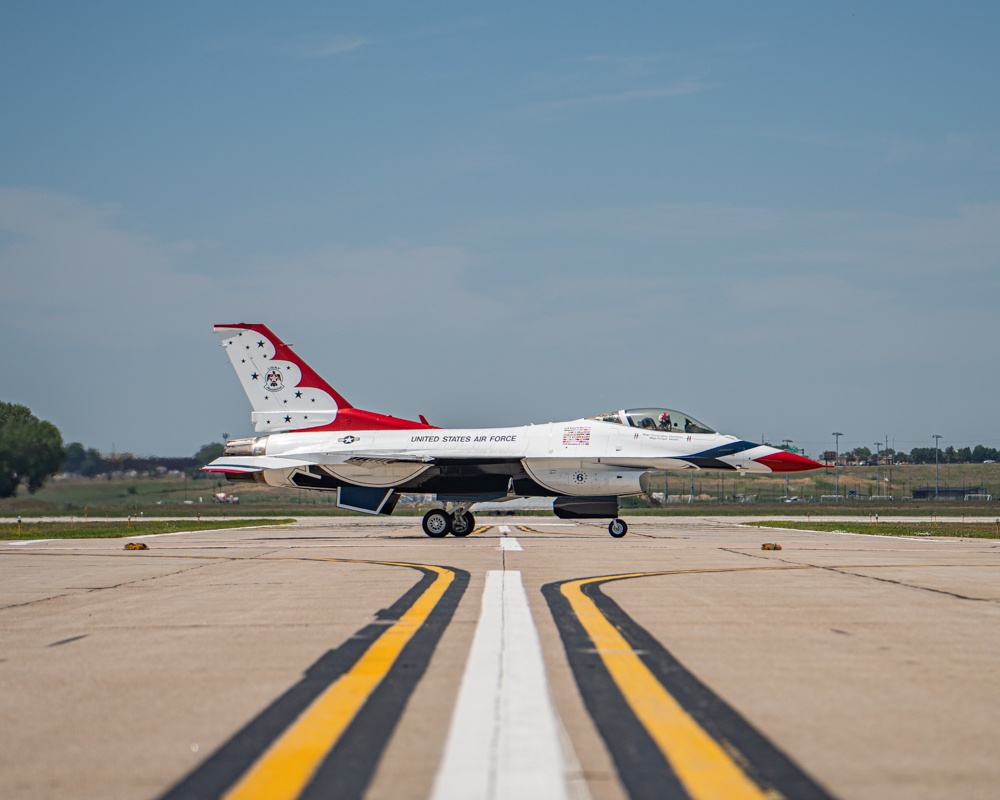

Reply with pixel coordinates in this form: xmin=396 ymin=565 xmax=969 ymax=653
xmin=608 ymin=518 xmax=628 ymax=538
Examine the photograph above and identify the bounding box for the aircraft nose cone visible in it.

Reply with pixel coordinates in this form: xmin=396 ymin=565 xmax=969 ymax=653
xmin=753 ymin=450 xmax=825 ymax=473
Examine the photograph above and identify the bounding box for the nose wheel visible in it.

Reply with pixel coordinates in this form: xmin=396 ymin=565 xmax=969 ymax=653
xmin=608 ymin=518 xmax=628 ymax=538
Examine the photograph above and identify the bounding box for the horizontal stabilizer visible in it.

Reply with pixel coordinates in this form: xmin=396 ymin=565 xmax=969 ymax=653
xmin=202 ymin=455 xmax=317 ymax=474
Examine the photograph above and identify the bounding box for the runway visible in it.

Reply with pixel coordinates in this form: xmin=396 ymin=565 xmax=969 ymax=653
xmin=2 ymin=516 xmax=1000 ymax=799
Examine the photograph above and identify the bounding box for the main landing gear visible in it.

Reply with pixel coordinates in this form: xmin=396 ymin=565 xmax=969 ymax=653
xmin=422 ymin=509 xmax=477 ymax=538
xmin=608 ymin=518 xmax=628 ymax=538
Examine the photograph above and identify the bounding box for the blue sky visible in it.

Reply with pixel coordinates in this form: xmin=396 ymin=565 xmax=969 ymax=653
xmin=2 ymin=3 xmax=998 ymax=458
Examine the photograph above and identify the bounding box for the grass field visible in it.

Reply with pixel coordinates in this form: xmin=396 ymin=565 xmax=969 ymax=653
xmin=0 ymin=518 xmax=294 ymax=541
xmin=749 ymin=519 xmax=1000 ymax=539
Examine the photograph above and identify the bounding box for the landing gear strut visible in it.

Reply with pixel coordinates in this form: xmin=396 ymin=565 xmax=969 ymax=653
xmin=450 ymin=511 xmax=476 ymax=537
xmin=608 ymin=518 xmax=628 ymax=538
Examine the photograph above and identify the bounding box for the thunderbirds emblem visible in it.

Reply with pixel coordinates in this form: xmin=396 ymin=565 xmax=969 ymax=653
xmin=264 ymin=368 xmax=284 ymax=392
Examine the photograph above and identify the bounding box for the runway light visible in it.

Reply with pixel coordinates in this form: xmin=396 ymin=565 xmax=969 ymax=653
xmin=124 ymin=542 xmax=148 ymax=550
xmin=761 ymin=543 xmax=782 ymax=550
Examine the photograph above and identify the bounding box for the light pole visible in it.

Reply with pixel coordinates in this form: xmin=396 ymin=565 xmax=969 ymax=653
xmin=874 ymin=441 xmax=881 ymax=498
xmin=832 ymin=432 xmax=843 ymax=502
xmin=782 ymin=439 xmax=793 ymax=499
xmin=933 ymin=434 xmax=942 ymax=500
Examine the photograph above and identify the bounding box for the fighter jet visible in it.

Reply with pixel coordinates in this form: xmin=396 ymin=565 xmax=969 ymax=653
xmin=204 ymin=323 xmax=823 ymax=538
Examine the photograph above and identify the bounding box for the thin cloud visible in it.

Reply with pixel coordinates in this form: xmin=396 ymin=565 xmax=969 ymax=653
xmin=538 ymin=201 xmax=1000 ymax=278
xmin=204 ymin=17 xmax=488 ymax=61
xmin=197 ymin=32 xmax=368 ymax=60
xmin=295 ymin=17 xmax=489 ymax=58
xmin=386 ymin=16 xmax=490 ymax=44
xmin=881 ymin=134 xmax=926 ymax=164
xmin=710 ymin=125 xmax=845 ymax=149
xmin=526 ymin=79 xmax=711 ymax=112
xmin=293 ymin=34 xmax=368 ymax=59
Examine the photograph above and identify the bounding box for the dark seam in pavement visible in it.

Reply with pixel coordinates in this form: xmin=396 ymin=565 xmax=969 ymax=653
xmin=817 ymin=565 xmax=1000 ymax=603
xmin=721 ymin=548 xmax=1000 ymax=604
xmin=47 ymin=634 xmax=88 ymax=647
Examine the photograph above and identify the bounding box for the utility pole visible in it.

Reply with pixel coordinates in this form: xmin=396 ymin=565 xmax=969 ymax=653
xmin=832 ymin=432 xmax=843 ymax=502
xmin=875 ymin=441 xmax=881 ymax=498
xmin=933 ymin=434 xmax=943 ymax=500
xmin=887 ymin=434 xmax=893 ymax=499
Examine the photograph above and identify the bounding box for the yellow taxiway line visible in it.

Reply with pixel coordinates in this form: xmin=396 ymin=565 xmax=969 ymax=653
xmin=561 ymin=572 xmax=772 ymax=800
xmin=224 ymin=562 xmax=454 ymax=800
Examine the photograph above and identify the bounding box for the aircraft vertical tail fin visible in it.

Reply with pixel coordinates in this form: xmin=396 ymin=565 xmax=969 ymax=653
xmin=215 ymin=323 xmax=348 ymax=433
xmin=214 ymin=323 xmax=437 ymax=434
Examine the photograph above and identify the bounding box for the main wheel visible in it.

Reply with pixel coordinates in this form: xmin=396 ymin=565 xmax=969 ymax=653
xmin=608 ymin=518 xmax=628 ymax=538
xmin=422 ymin=509 xmax=451 ymax=538
xmin=450 ymin=511 xmax=475 ymax=537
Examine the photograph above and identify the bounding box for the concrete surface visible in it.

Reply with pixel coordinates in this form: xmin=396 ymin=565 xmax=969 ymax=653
xmin=2 ymin=516 xmax=998 ymax=799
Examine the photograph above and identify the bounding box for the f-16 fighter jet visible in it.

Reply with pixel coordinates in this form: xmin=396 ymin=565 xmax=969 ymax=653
xmin=204 ymin=323 xmax=823 ymax=538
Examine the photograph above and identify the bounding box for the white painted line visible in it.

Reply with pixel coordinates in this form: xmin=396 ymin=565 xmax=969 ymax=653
xmin=1 ymin=526 xmax=262 ymax=546
xmin=431 ymin=570 xmax=569 ymax=800
xmin=500 ymin=537 xmax=523 ymax=551
xmin=132 ymin=525 xmax=281 ymax=539
xmin=3 ymin=539 xmax=57 ymax=546
xmin=498 ymin=525 xmax=510 ymax=533
xmin=133 ymin=529 xmax=217 ymax=540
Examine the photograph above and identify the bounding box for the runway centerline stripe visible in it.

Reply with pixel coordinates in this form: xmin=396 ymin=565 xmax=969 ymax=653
xmin=432 ymin=570 xmax=569 ymax=800
xmin=544 ymin=570 xmax=833 ymax=800
xmin=161 ymin=558 xmax=468 ymax=800
xmin=500 ymin=537 xmax=523 ymax=551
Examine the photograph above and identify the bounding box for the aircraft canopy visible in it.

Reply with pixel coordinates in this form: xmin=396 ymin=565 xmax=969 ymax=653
xmin=587 ymin=408 xmax=716 ymax=435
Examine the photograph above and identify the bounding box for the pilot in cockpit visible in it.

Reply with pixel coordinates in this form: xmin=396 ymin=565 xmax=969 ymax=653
xmin=658 ymin=412 xmax=671 ymax=430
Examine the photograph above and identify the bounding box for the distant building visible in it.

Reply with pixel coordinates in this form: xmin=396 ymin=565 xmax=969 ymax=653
xmin=911 ymin=486 xmax=988 ymax=501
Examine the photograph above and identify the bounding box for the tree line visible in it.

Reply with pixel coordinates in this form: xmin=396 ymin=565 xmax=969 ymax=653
xmin=0 ymin=402 xmax=64 ymax=499
xmin=61 ymin=441 xmax=224 ymax=477
xmin=819 ymin=445 xmax=999 ymax=465
xmin=903 ymin=445 xmax=999 ymax=464
xmin=1 ymin=399 xmax=227 ymax=499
